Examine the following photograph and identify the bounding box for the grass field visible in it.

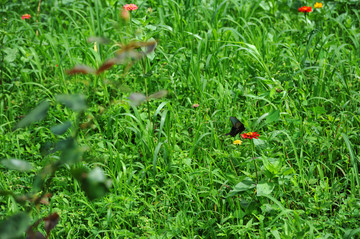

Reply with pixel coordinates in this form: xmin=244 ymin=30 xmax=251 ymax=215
xmin=1 ymin=0 xmax=360 ymax=238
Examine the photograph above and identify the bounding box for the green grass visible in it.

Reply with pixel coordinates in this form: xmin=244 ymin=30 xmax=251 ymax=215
xmin=1 ymin=0 xmax=360 ymax=238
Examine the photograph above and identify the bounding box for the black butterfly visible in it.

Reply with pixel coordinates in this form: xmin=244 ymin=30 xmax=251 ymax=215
xmin=226 ymin=117 xmax=245 ymax=137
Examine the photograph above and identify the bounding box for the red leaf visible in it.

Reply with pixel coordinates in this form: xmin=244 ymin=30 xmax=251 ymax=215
xmin=96 ymin=58 xmax=117 ymax=74
xmin=66 ymin=65 xmax=96 ymax=75
xmin=44 ymin=212 xmax=59 ymax=234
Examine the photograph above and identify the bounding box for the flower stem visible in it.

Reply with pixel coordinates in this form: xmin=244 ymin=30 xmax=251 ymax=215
xmin=253 ymin=158 xmax=259 ymax=184
xmin=142 ymin=60 xmax=152 ymax=123
xmin=230 ymin=158 xmax=238 ymax=176
xmin=251 ymin=140 xmax=259 ymax=183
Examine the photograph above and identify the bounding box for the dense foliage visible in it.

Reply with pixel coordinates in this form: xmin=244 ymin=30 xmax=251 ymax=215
xmin=1 ymin=0 xmax=360 ymax=238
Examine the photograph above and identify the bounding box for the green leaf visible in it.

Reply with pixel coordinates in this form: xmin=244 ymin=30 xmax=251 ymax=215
xmin=312 ymin=106 xmax=326 ymax=115
xmin=32 ymin=164 xmax=57 ymax=192
xmin=344 ymin=228 xmax=360 ymax=239
xmin=253 ymin=138 xmax=265 ymax=147
xmin=257 ymin=182 xmax=275 ymax=196
xmin=50 ymin=121 xmax=72 ymax=135
xmin=72 ymin=167 xmax=112 ymax=200
xmin=145 ymin=25 xmax=157 ymax=31
xmin=88 ymin=167 xmax=106 ymax=182
xmin=41 ymin=137 xmax=75 ymax=156
xmin=259 ymin=1 xmax=271 ymax=11
xmin=52 ymin=137 xmax=75 ymax=153
xmin=342 ymin=133 xmax=360 ymax=187
xmin=0 ymin=212 xmax=31 ymax=239
xmin=56 ymin=94 xmax=87 ymax=112
xmin=40 ymin=142 xmax=54 ymax=156
xmin=32 ymin=174 xmax=44 ymax=192
xmin=4 ymin=48 xmax=18 ymax=63
xmin=59 ymin=145 xmax=82 ymax=165
xmin=266 ymin=110 xmax=280 ymax=124
xmin=229 ymin=177 xmax=256 ymax=196
xmin=146 ymin=51 xmax=155 ymax=60
xmin=148 ymin=90 xmax=168 ymax=99
xmin=262 ymin=157 xmax=282 ymax=175
xmin=282 ymin=167 xmax=295 ymax=175
xmin=1 ymin=158 xmax=33 ymax=171
xmin=14 ymin=101 xmax=50 ymax=129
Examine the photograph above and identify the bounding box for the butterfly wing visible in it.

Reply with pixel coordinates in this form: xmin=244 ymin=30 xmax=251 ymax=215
xmin=226 ymin=117 xmax=245 ymax=137
xmin=229 ymin=117 xmax=240 ymax=127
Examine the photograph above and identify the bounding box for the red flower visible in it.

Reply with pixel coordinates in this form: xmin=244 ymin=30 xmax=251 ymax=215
xmin=121 ymin=9 xmax=130 ymax=21
xmin=241 ymin=133 xmax=248 ymax=139
xmin=298 ymin=6 xmax=312 ymax=13
xmin=123 ymin=4 xmax=138 ymax=11
xmin=21 ymin=14 xmax=31 ymax=20
xmin=241 ymin=132 xmax=260 ymax=140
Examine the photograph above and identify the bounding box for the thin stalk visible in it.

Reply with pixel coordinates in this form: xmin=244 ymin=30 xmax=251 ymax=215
xmin=73 ymin=111 xmax=85 ymax=139
xmin=36 ymin=0 xmax=42 ymax=36
xmin=0 ymin=49 xmax=3 ymax=85
xmin=145 ymin=81 xmax=151 ymax=122
xmin=251 ymin=140 xmax=259 ymax=183
xmin=230 ymin=158 xmax=238 ymax=177
xmin=142 ymin=59 xmax=151 ymax=123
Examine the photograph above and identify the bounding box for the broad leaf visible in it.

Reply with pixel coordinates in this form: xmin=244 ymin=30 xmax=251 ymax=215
xmin=257 ymin=182 xmax=275 ymax=196
xmin=253 ymin=138 xmax=265 ymax=147
xmin=56 ymin=94 xmax=87 ymax=112
xmin=266 ymin=110 xmax=280 ymax=124
xmin=148 ymin=90 xmax=168 ymax=99
xmin=262 ymin=157 xmax=282 ymax=175
xmin=233 ymin=178 xmax=256 ymax=192
xmin=14 ymin=101 xmax=50 ymax=129
xmin=72 ymin=167 xmax=112 ymax=200
xmin=50 ymin=121 xmax=72 ymax=135
xmin=59 ymin=145 xmax=82 ymax=165
xmin=0 ymin=212 xmax=31 ymax=239
xmin=52 ymin=137 xmax=75 ymax=153
xmin=1 ymin=158 xmax=33 ymax=171
xmin=4 ymin=48 xmax=18 ymax=63
xmin=228 ymin=177 xmax=256 ymax=197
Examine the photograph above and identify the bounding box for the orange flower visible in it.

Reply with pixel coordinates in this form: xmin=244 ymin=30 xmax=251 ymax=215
xmin=123 ymin=4 xmax=138 ymax=11
xmin=298 ymin=6 xmax=312 ymax=13
xmin=21 ymin=14 xmax=31 ymax=20
xmin=314 ymin=2 xmax=323 ymax=8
